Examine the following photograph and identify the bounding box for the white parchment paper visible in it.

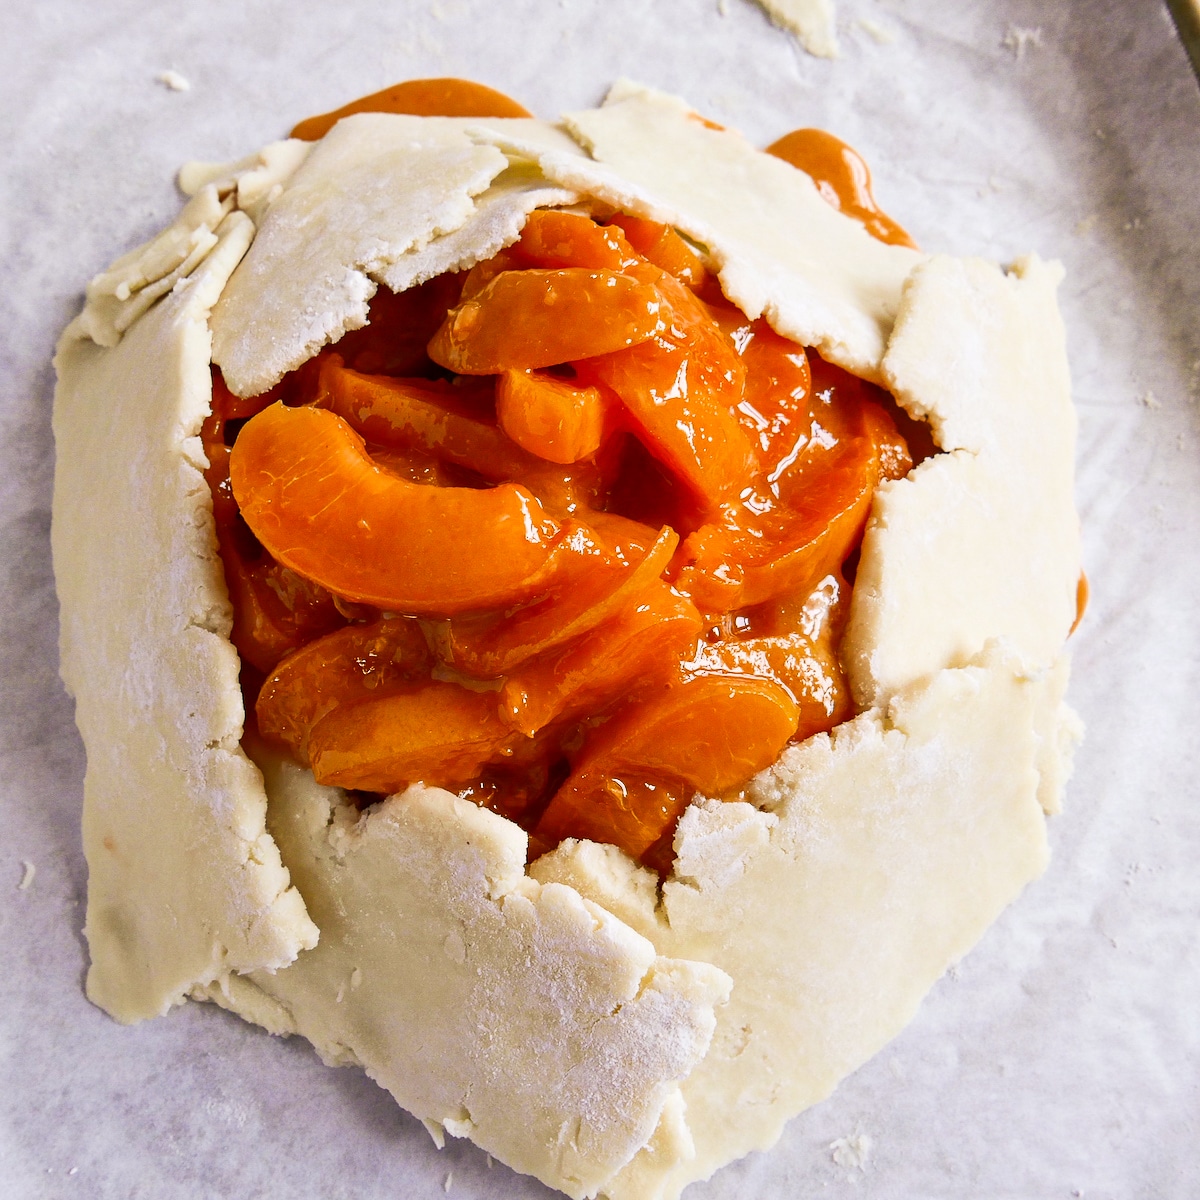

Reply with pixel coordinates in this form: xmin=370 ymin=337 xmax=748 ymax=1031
xmin=3 ymin=1 xmax=1198 ymax=1197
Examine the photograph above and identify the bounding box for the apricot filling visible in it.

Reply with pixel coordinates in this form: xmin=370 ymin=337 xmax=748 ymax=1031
xmin=203 ymin=96 xmax=920 ymax=873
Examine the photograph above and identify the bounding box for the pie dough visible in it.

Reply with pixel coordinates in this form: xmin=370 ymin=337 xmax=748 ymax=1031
xmin=51 ymin=81 xmax=1082 ymax=1200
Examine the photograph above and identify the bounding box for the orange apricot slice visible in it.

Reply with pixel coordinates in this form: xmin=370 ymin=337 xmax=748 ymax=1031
xmin=229 ymin=402 xmax=559 ymax=613
xmin=607 ymin=215 xmax=710 ymax=291
xmin=428 ymin=269 xmax=662 ymax=374
xmin=538 ymin=772 xmax=691 ymax=864
xmin=858 ymin=397 xmax=914 ymax=483
xmin=256 ymin=617 xmax=431 ymax=762
xmin=321 ymin=356 xmax=539 ymax=481
xmin=366 ymin=444 xmax=460 ymax=487
xmin=457 ymin=247 xmax=523 ymax=302
xmin=308 ymin=682 xmax=513 ymax=793
xmin=431 ymin=525 xmax=679 ymax=677
xmin=683 ymin=630 xmax=853 ymax=742
xmin=513 ymin=210 xmax=636 ymax=271
xmin=583 ymin=509 xmax=661 ymax=562
xmin=201 ymin=368 xmax=275 ymax=524
xmin=581 ymin=273 xmax=754 ymax=515
xmin=499 ymin=581 xmax=702 ymax=736
xmin=216 ymin=528 xmax=345 ymax=674
xmin=586 ymin=672 xmax=800 ymax=793
xmin=515 ymin=460 xmax=611 ymax=524
xmin=673 ymin=433 xmax=879 ymax=611
xmin=724 ymin=318 xmax=814 ymax=485
xmin=673 ymin=392 xmax=911 ymax=611
xmin=496 ymin=369 xmax=608 ymax=465
xmin=202 ymin=372 xmax=342 ymax=672
xmin=535 ymin=672 xmax=799 ymax=860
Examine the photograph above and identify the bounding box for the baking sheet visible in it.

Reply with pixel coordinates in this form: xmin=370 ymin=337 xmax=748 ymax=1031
xmin=3 ymin=1 xmax=1199 ymax=1196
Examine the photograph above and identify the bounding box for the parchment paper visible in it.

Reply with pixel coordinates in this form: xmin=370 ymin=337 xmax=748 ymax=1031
xmin=3 ymin=1 xmax=1198 ymax=1197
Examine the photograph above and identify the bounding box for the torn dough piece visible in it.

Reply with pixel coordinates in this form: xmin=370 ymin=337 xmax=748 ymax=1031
xmin=53 ymin=83 xmax=1081 ymax=1200
xmin=67 ymin=185 xmax=235 ymax=349
xmin=210 ymin=114 xmax=508 ymax=396
xmin=374 ymin=160 xmax=576 ymax=297
xmin=68 ymin=140 xmax=312 ymax=352
xmin=507 ymin=81 xmax=922 ymax=381
xmin=843 ymin=253 xmax=1082 ymax=709
xmin=177 ymin=137 xmax=313 ymax=224
xmin=751 ymin=0 xmax=839 ymax=58
xmin=53 ymin=216 xmax=318 ymax=1022
xmin=228 ymin=754 xmax=730 ymax=1199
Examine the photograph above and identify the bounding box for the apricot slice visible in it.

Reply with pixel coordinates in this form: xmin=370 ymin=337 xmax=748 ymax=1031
xmin=858 ymin=397 xmax=914 ymax=483
xmin=229 ymin=402 xmax=560 ymax=613
xmin=291 ymin=77 xmax=532 ymax=141
xmin=582 ymin=273 xmax=754 ymax=515
xmin=321 ymin=356 xmax=538 ymax=482
xmin=607 ymin=215 xmax=710 ymax=291
xmin=256 ymin=617 xmax=431 ymax=762
xmin=428 ymin=269 xmax=662 ymax=374
xmin=684 ymin=630 xmax=853 ymax=742
xmin=588 ymin=672 xmax=800 ymax=793
xmin=456 ymin=723 xmax=573 ymax=827
xmin=308 ymin=682 xmax=513 ymax=793
xmin=576 ymin=509 xmax=660 ymax=563
xmin=458 ymin=248 xmax=523 ymax=302
xmin=514 ymin=210 xmax=636 ymax=271
xmin=499 ymin=581 xmax=702 ymax=736
xmin=202 ymin=372 xmax=342 ymax=672
xmin=516 ymin=460 xmax=610 ymax=524
xmin=431 ymin=525 xmax=679 ymax=677
xmin=766 ymin=127 xmax=918 ymax=250
xmin=496 ymin=369 xmax=608 ymax=465
xmin=806 ymin=352 xmax=916 ymax=478
xmin=673 ymin=391 xmax=911 ymax=610
xmin=673 ymin=433 xmax=879 ymax=611
xmin=535 ymin=672 xmax=799 ymax=861
xmin=367 ymin=445 xmax=459 ymax=487
xmin=726 ymin=319 xmax=814 ymax=485
xmin=538 ymin=772 xmax=691 ymax=864
xmin=201 ymin=368 xmax=276 ymax=524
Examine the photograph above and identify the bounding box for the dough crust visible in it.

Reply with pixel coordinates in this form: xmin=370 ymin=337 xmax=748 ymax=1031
xmin=53 ymin=83 xmax=1082 ymax=1198
xmin=53 ymin=216 xmax=318 ymax=1022
xmin=751 ymin=0 xmax=839 ymax=58
xmin=843 ymin=254 xmax=1082 ymax=710
xmin=232 ymin=751 xmax=730 ymax=1198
